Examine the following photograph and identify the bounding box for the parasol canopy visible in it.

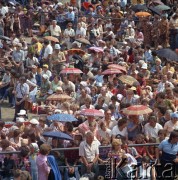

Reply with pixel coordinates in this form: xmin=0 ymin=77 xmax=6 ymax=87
xmin=60 ymin=68 xmax=83 ymax=74
xmin=156 ymin=48 xmax=178 ymax=61
xmin=67 ymin=49 xmax=86 ymax=56
xmin=101 ymin=69 xmax=122 ymax=75
xmin=118 ymin=75 xmax=137 ymax=86
xmin=131 ymin=4 xmax=148 ymax=12
xmin=47 ymin=94 xmax=72 ymax=101
xmin=43 ymin=131 xmax=73 ymax=140
xmin=44 ymin=36 xmax=59 ymax=42
xmin=135 ymin=12 xmax=151 ymax=17
xmin=108 ymin=64 xmax=127 ymax=73
xmin=47 ymin=113 xmax=78 ymax=122
xmin=155 ymin=4 xmax=170 ymax=11
xmin=76 ymin=38 xmax=91 ymax=45
xmin=80 ymin=109 xmax=105 ymax=117
xmin=89 ymin=47 xmax=104 ymax=53
xmin=122 ymin=105 xmax=153 ymax=115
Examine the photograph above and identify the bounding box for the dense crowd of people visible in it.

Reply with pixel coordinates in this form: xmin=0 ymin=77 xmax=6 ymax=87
xmin=0 ymin=0 xmax=178 ymax=179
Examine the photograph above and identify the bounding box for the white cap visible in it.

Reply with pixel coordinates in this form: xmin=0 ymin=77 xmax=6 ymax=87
xmin=16 ymin=117 xmax=25 ymax=123
xmin=54 ymin=44 xmax=61 ymax=50
xmin=9 ymin=126 xmax=19 ymax=132
xmin=48 ymin=89 xmax=53 ymax=94
xmin=54 ymin=109 xmax=62 ymax=113
xmin=128 ymin=25 xmax=132 ymax=28
xmin=18 ymin=109 xmax=26 ymax=116
xmin=30 ymin=118 xmax=39 ymax=125
xmin=42 ymin=74 xmax=49 ymax=80
xmin=141 ymin=63 xmax=147 ymax=69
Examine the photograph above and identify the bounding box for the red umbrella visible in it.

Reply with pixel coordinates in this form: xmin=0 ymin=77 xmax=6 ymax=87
xmin=80 ymin=109 xmax=104 ymax=117
xmin=82 ymin=2 xmax=95 ymax=10
xmin=89 ymin=47 xmax=104 ymax=53
xmin=60 ymin=68 xmax=83 ymax=74
xmin=102 ymin=69 xmax=122 ymax=75
xmin=108 ymin=64 xmax=127 ymax=73
xmin=122 ymin=105 xmax=153 ymax=115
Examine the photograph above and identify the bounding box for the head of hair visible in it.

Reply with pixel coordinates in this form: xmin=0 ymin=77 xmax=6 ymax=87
xmin=39 ymin=144 xmax=51 ymax=155
xmin=117 ymin=118 xmax=127 ymax=127
xmin=158 ymin=129 xmax=167 ymax=136
xmin=0 ymin=121 xmax=5 ymax=128
xmin=13 ymin=129 xmax=21 ymax=138
xmin=19 ymin=146 xmax=30 ymax=158
xmin=169 ymin=130 xmax=178 ymax=142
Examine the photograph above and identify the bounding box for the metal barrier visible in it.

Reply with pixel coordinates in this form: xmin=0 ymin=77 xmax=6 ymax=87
xmin=0 ymin=143 xmax=159 ymax=155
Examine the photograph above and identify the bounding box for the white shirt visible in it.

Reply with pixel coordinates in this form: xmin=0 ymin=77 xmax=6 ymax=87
xmin=43 ymin=44 xmax=53 ymax=59
xmin=76 ymin=27 xmax=86 ymax=37
xmin=41 ymin=70 xmax=52 ymax=78
xmin=164 ymin=120 xmax=178 ymax=135
xmin=49 ymin=25 xmax=61 ymax=37
xmin=79 ymin=140 xmax=100 ymax=163
xmin=111 ymin=125 xmax=128 ymax=137
xmin=157 ymin=81 xmax=174 ymax=92
xmin=144 ymin=123 xmax=163 ymax=138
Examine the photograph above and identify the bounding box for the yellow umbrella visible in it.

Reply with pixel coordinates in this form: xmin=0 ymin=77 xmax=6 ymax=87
xmin=135 ymin=12 xmax=151 ymax=17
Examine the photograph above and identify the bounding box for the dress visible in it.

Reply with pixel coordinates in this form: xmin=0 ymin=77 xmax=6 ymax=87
xmin=141 ymin=21 xmax=152 ymax=46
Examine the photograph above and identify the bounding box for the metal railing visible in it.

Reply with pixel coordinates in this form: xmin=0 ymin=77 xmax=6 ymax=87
xmin=0 ymin=143 xmax=159 ymax=155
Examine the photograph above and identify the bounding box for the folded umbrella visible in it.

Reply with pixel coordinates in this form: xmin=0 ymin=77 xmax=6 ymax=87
xmin=43 ymin=131 xmax=73 ymax=141
xmin=47 ymin=113 xmax=78 ymax=122
xmin=156 ymin=48 xmax=178 ymax=61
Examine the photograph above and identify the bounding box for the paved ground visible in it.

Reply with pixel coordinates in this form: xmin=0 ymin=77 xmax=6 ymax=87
xmin=1 ymin=101 xmax=36 ymax=121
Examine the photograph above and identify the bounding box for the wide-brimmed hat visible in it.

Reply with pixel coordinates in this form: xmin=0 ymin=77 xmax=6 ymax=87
xmin=18 ymin=110 xmax=26 ymax=116
xmin=30 ymin=118 xmax=39 ymax=125
xmin=54 ymin=44 xmax=61 ymax=50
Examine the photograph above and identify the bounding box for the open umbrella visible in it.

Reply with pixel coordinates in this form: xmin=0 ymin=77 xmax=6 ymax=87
xmin=108 ymin=64 xmax=127 ymax=73
xmin=76 ymin=38 xmax=91 ymax=45
xmin=80 ymin=109 xmax=105 ymax=117
xmin=47 ymin=113 xmax=78 ymax=122
xmin=60 ymin=68 xmax=83 ymax=74
xmin=118 ymin=75 xmax=137 ymax=86
xmin=155 ymin=5 xmax=170 ymax=11
xmin=44 ymin=36 xmax=59 ymax=43
xmin=89 ymin=47 xmax=104 ymax=53
xmin=67 ymin=49 xmax=86 ymax=56
xmin=152 ymin=0 xmax=164 ymax=5
xmin=82 ymin=2 xmax=95 ymax=10
xmin=132 ymin=4 xmax=148 ymax=12
xmin=43 ymin=131 xmax=73 ymax=141
xmin=148 ymin=6 xmax=161 ymax=16
xmin=135 ymin=12 xmax=151 ymax=17
xmin=122 ymin=105 xmax=153 ymax=115
xmin=47 ymin=94 xmax=72 ymax=101
xmin=156 ymin=48 xmax=178 ymax=61
xmin=0 ymin=35 xmax=11 ymax=41
xmin=102 ymin=69 xmax=122 ymax=75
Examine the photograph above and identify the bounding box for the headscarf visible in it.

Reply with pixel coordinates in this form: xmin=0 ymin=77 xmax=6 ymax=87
xmin=30 ymin=143 xmax=39 ymax=153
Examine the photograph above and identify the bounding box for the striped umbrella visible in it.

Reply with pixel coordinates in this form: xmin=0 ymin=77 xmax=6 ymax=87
xmin=80 ymin=109 xmax=105 ymax=117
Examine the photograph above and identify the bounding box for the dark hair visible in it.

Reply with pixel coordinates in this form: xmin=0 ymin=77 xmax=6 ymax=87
xmin=156 ymin=92 xmax=166 ymax=100
xmin=0 ymin=121 xmax=5 ymax=128
xmin=117 ymin=118 xmax=127 ymax=127
xmin=65 ymin=122 xmax=73 ymax=132
xmin=13 ymin=129 xmax=21 ymax=138
xmin=20 ymin=146 xmax=30 ymax=158
xmin=158 ymin=129 xmax=167 ymax=136
xmin=169 ymin=130 xmax=178 ymax=142
xmin=157 ymin=105 xmax=167 ymax=115
xmin=173 ymin=87 xmax=178 ymax=94
xmin=111 ymin=96 xmax=118 ymax=101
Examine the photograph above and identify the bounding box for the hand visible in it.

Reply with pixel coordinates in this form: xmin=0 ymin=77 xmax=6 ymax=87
xmin=16 ymin=101 xmax=20 ymax=105
xmin=173 ymin=158 xmax=178 ymax=163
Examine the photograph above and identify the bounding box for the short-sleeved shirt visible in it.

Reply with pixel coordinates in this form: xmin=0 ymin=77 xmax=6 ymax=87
xmin=43 ymin=44 xmax=53 ymax=59
xmin=111 ymin=125 xmax=128 ymax=137
xmin=144 ymin=123 xmax=163 ymax=138
xmin=158 ymin=139 xmax=178 ymax=155
xmin=79 ymin=140 xmax=99 ymax=163
xmin=12 ymin=50 xmax=25 ymax=62
xmin=49 ymin=25 xmax=61 ymax=37
xmin=15 ymin=83 xmax=29 ymax=98
xmin=164 ymin=120 xmax=178 ymax=135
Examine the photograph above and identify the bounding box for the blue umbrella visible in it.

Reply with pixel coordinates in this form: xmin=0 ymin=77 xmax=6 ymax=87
xmin=156 ymin=48 xmax=178 ymax=61
xmin=43 ymin=131 xmax=73 ymax=141
xmin=47 ymin=113 xmax=78 ymax=122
